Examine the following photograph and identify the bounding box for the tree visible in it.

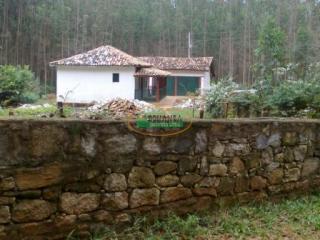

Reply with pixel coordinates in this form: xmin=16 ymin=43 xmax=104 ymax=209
xmin=294 ymin=26 xmax=313 ymax=79
xmin=0 ymin=65 xmax=39 ymax=106
xmin=0 ymin=0 xmax=319 ymax=88
xmin=254 ymin=17 xmax=285 ymax=82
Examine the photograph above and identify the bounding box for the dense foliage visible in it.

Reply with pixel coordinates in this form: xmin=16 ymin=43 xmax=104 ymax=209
xmin=0 ymin=65 xmax=39 ymax=106
xmin=206 ymin=65 xmax=320 ymax=118
xmin=0 ymin=0 xmax=320 ymax=91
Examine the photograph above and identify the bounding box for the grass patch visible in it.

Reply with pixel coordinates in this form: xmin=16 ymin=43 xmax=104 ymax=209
xmin=68 ymin=193 xmax=320 ymax=240
xmin=0 ymin=105 xmax=75 ymax=118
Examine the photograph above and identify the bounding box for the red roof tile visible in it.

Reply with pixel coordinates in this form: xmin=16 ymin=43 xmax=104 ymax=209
xmin=134 ymin=67 xmax=171 ymax=77
xmin=138 ymin=57 xmax=214 ymax=71
xmin=50 ymin=45 xmax=151 ymax=67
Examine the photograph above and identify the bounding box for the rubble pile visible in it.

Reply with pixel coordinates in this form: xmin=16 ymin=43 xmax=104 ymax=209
xmin=82 ymin=98 xmax=154 ymax=119
xmin=174 ymin=97 xmax=205 ymax=109
xmin=17 ymin=103 xmax=53 ymax=110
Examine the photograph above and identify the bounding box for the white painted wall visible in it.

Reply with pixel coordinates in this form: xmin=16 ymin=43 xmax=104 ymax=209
xmin=169 ymin=70 xmax=210 ymax=95
xmin=56 ymin=66 xmax=136 ymax=103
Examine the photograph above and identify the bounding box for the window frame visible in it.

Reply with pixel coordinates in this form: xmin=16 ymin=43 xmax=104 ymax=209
xmin=112 ymin=73 xmax=120 ymax=83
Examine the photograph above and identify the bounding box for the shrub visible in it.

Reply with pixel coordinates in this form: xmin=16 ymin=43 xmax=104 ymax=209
xmin=0 ymin=65 xmax=39 ymax=106
xmin=267 ymin=80 xmax=320 ymax=117
xmin=205 ymin=77 xmax=239 ymax=117
xmin=206 ymin=74 xmax=320 ymax=118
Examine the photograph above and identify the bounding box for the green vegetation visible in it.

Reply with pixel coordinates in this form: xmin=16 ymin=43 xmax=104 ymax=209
xmin=206 ymin=69 xmax=320 ymax=119
xmin=254 ymin=17 xmax=286 ymax=81
xmin=67 ymin=193 xmax=320 ymax=240
xmin=0 ymin=65 xmax=40 ymax=106
xmin=0 ymin=104 xmax=75 ymax=118
xmin=1 ymin=1 xmax=320 ymax=88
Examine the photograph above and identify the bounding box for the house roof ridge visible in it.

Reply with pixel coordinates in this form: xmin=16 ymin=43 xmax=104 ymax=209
xmin=50 ymin=45 xmax=151 ymax=67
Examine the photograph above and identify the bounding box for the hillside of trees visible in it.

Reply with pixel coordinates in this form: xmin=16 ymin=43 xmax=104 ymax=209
xmin=0 ymin=0 xmax=320 ymax=93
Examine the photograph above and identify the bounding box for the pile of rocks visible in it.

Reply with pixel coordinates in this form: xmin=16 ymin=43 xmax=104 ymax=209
xmin=17 ymin=103 xmax=53 ymax=110
xmin=79 ymin=98 xmax=154 ymax=120
xmin=174 ymin=97 xmax=205 ymax=109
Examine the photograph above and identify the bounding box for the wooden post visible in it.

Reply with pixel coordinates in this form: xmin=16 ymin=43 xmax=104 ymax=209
xmin=156 ymin=77 xmax=160 ymax=102
xmin=57 ymin=101 xmax=64 ymax=118
xmin=199 ymin=106 xmax=204 ymax=119
xmin=140 ymin=78 xmax=143 ymax=100
xmin=174 ymin=76 xmax=178 ymax=96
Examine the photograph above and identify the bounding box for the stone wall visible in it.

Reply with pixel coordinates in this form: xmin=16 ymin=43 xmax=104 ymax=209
xmin=0 ymin=119 xmax=320 ymax=239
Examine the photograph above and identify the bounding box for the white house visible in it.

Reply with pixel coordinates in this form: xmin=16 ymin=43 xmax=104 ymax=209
xmin=50 ymin=45 xmax=214 ymax=104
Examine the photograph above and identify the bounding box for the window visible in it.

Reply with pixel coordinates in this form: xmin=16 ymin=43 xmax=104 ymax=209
xmin=113 ymin=73 xmax=119 ymax=82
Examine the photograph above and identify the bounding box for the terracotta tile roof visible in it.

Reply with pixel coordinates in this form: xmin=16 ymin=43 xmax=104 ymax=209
xmin=134 ymin=67 xmax=171 ymax=77
xmin=138 ymin=57 xmax=214 ymax=71
xmin=50 ymin=45 xmax=151 ymax=67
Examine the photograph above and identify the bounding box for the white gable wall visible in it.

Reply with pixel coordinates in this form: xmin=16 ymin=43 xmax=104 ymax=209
xmin=56 ymin=66 xmax=136 ymax=103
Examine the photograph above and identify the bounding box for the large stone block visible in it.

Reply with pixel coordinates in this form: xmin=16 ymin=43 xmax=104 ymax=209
xmin=60 ymin=193 xmax=100 ymax=215
xmin=143 ymin=138 xmax=161 ymax=155
xmin=0 ymin=177 xmax=15 ymax=191
xmin=217 ymin=177 xmax=234 ymax=195
xmin=256 ymin=134 xmax=268 ymax=150
xmin=128 ymin=167 xmax=155 ymax=188
xmin=246 ymin=152 xmax=261 ymax=169
xmin=195 ymin=130 xmax=207 ymax=153
xmin=209 ymin=164 xmax=227 ymax=176
xmin=261 ymin=147 xmax=273 ymax=165
xmin=0 ymin=206 xmax=10 ymax=224
xmin=93 ymin=210 xmax=113 ymax=224
xmin=81 ymin=133 xmax=97 ymax=157
xmin=30 ymin=126 xmax=66 ymax=158
xmin=227 ymin=143 xmax=250 ymax=156
xmin=130 ymin=188 xmax=160 ymax=208
xmin=180 ymin=174 xmax=202 ymax=187
xmin=212 ymin=141 xmax=225 ymax=157
xmin=302 ymin=158 xmax=319 ymax=177
xmin=166 ymin=137 xmax=193 ymax=154
xmin=156 ymin=175 xmax=179 ymax=187
xmin=0 ymin=133 xmax=9 ymax=163
xmin=160 ymin=187 xmax=192 ymax=203
xmin=104 ymin=173 xmax=127 ymax=192
xmin=250 ymin=176 xmax=267 ymax=190
xmin=268 ymin=133 xmax=281 ymax=148
xmin=284 ymin=147 xmax=295 ymax=162
xmin=154 ymin=161 xmax=177 ymax=176
xmin=197 ymin=177 xmax=220 ymax=188
xmin=293 ymin=145 xmax=308 ymax=161
xmin=15 ymin=163 xmax=63 ymax=190
xmin=0 ymin=196 xmax=15 ymax=205
xmin=102 ymin=192 xmax=128 ymax=211
xmin=229 ymin=157 xmax=245 ymax=175
xmin=267 ymin=168 xmax=284 ymax=184
xmin=193 ymin=187 xmax=217 ymax=197
xmin=200 ymin=156 xmax=209 ymax=175
xmin=178 ymin=157 xmax=198 ymax=175
xmin=234 ymin=177 xmax=249 ymax=193
xmin=283 ymin=132 xmax=298 ymax=146
xmin=104 ymin=134 xmax=137 ymax=155
xmin=285 ymin=168 xmax=300 ymax=182
xmin=12 ymin=200 xmax=55 ymax=223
